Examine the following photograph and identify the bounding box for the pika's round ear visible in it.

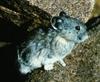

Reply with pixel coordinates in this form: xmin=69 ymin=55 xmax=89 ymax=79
xmin=59 ymin=11 xmax=66 ymax=16
xmin=59 ymin=11 xmax=70 ymax=18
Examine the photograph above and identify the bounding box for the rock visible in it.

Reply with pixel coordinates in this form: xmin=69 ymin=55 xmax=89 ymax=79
xmin=27 ymin=0 xmax=95 ymax=22
xmin=92 ymin=0 xmax=100 ymax=17
xmin=0 ymin=42 xmax=11 ymax=47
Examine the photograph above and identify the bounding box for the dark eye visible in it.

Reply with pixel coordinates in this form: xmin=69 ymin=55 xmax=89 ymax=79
xmin=75 ymin=26 xmax=80 ymax=30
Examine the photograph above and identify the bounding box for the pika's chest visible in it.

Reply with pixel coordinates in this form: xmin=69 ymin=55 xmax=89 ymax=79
xmin=51 ymin=36 xmax=75 ymax=55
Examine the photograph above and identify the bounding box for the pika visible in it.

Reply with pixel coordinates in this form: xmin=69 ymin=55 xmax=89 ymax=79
xmin=18 ymin=11 xmax=88 ymax=74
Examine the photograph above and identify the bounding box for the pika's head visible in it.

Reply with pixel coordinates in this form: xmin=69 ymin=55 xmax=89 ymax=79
xmin=51 ymin=11 xmax=88 ymax=43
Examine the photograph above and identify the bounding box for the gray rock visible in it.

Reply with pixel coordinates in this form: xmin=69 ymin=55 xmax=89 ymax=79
xmin=27 ymin=0 xmax=95 ymax=22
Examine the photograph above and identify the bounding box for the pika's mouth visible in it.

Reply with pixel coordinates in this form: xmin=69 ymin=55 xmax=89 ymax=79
xmin=77 ymin=33 xmax=88 ymax=43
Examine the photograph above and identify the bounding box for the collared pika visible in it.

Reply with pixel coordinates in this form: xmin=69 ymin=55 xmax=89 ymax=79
xmin=18 ymin=11 xmax=88 ymax=74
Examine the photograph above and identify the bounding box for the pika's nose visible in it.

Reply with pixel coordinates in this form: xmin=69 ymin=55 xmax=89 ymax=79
xmin=78 ymin=37 xmax=82 ymax=40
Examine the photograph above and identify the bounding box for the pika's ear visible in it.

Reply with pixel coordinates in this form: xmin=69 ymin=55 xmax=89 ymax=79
xmin=59 ymin=11 xmax=67 ymax=16
xmin=85 ymin=15 xmax=100 ymax=31
xmin=59 ymin=11 xmax=69 ymax=17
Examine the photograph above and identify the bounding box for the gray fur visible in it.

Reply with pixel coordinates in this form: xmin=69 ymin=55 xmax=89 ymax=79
xmin=18 ymin=11 xmax=88 ymax=74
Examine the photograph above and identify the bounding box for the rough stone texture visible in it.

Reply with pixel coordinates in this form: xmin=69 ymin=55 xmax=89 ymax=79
xmin=92 ymin=0 xmax=100 ymax=17
xmin=27 ymin=0 xmax=95 ymax=22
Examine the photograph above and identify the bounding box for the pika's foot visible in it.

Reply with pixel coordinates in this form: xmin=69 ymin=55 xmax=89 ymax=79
xmin=44 ymin=64 xmax=54 ymax=70
xmin=59 ymin=60 xmax=66 ymax=67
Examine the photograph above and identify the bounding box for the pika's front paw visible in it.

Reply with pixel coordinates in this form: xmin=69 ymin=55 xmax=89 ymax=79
xmin=59 ymin=60 xmax=66 ymax=67
xmin=44 ymin=64 xmax=54 ymax=70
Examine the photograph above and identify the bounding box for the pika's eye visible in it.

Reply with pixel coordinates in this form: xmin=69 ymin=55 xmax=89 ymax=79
xmin=75 ymin=26 xmax=80 ymax=30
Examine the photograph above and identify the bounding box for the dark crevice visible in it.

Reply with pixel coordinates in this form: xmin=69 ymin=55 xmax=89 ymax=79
xmin=86 ymin=15 xmax=100 ymax=31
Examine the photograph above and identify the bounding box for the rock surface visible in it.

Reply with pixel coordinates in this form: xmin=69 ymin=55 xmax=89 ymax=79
xmin=92 ymin=0 xmax=100 ymax=17
xmin=27 ymin=0 xmax=95 ymax=22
